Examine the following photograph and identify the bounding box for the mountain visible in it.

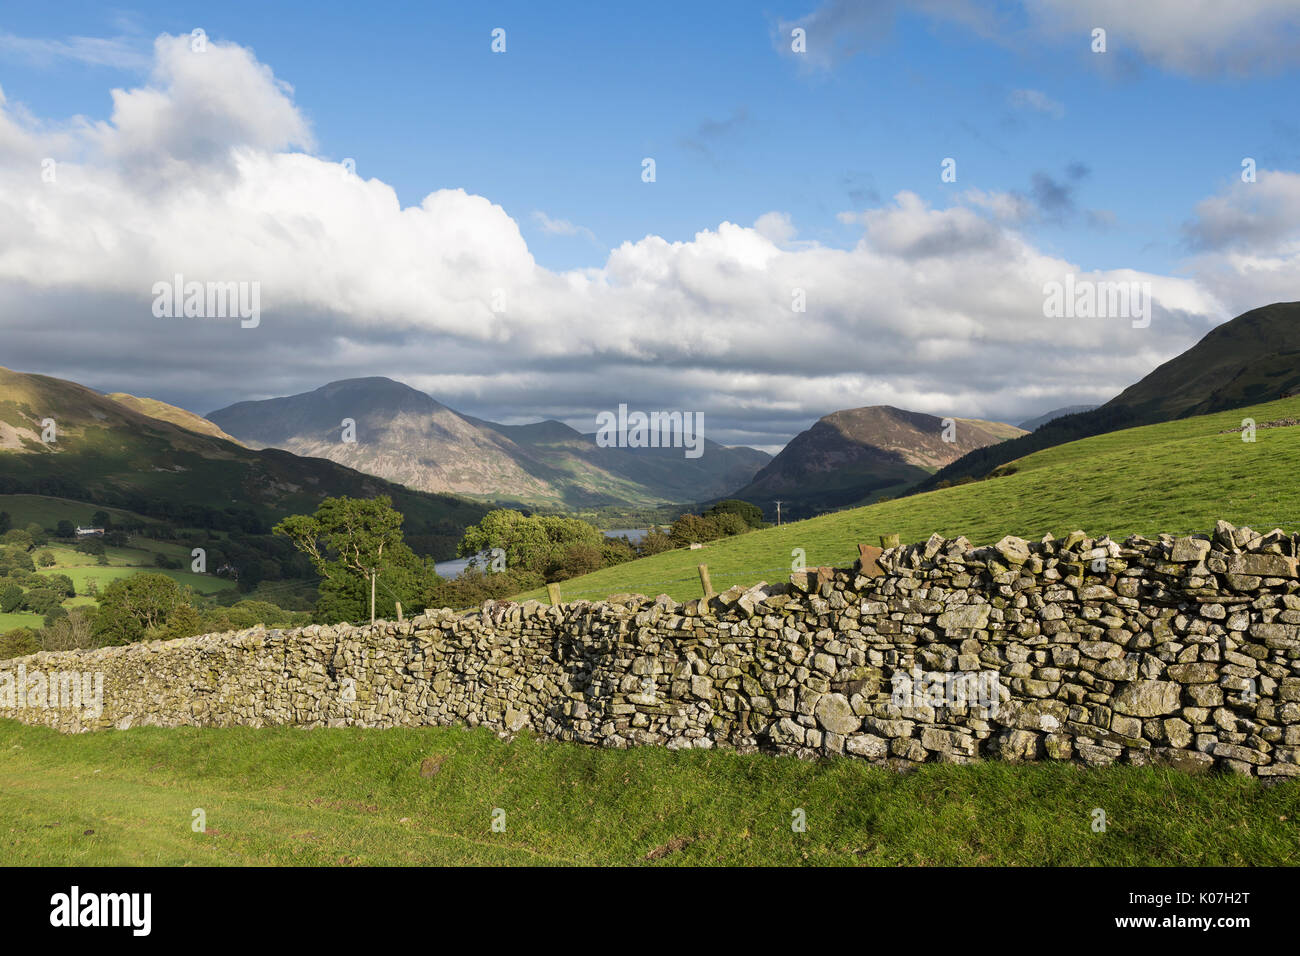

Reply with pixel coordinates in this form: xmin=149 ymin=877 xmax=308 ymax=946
xmin=0 ymin=368 xmax=486 ymax=558
xmin=1017 ymin=405 xmax=1099 ymax=432
xmin=106 ymin=392 xmax=245 ymax=445
xmin=726 ymin=405 xmax=1026 ymax=519
xmin=920 ymin=301 xmax=1300 ymax=489
xmin=208 ymin=377 xmax=771 ymax=509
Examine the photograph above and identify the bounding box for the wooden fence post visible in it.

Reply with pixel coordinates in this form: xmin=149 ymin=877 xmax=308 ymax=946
xmin=395 ymin=601 xmax=404 ymax=622
xmin=698 ymin=563 xmax=715 ymax=599
xmin=546 ymin=582 xmax=562 ymax=605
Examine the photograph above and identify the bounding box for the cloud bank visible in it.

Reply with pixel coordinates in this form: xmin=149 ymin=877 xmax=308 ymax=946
xmin=0 ymin=33 xmax=1288 ymax=453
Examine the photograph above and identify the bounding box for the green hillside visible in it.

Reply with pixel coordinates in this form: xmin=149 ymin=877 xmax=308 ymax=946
xmin=919 ymin=301 xmax=1300 ymax=489
xmin=515 ymin=394 xmax=1300 ymax=604
xmin=0 ymin=368 xmax=487 ymax=558
xmin=1 ymin=721 xmax=1294 ymax=866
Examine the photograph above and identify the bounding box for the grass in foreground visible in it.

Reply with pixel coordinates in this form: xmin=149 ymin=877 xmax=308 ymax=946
xmin=516 ymin=395 xmax=1300 ymax=603
xmin=0 ymin=720 xmax=1295 ymax=866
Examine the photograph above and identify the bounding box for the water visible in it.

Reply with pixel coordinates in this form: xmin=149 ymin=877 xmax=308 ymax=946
xmin=434 ymin=528 xmax=657 ymax=578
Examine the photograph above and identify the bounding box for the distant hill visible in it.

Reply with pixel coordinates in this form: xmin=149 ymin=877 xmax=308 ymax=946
xmin=919 ymin=301 xmax=1300 ymax=490
xmin=725 ymin=405 xmax=1025 ymax=519
xmin=106 ymin=392 xmax=245 ymax=446
xmin=208 ymin=377 xmax=771 ymax=509
xmin=510 ymin=393 xmax=1300 ymax=605
xmin=1017 ymin=405 xmax=1099 ymax=432
xmin=0 ymin=368 xmax=485 ymax=558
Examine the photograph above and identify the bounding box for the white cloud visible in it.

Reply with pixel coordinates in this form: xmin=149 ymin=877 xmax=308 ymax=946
xmin=1025 ymin=0 xmax=1300 ymax=76
xmin=0 ymin=33 xmax=1283 ymax=450
xmin=779 ymin=0 xmax=1300 ymax=77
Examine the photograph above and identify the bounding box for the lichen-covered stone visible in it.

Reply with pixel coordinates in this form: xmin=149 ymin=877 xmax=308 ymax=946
xmin=1 ymin=519 xmax=1294 ymax=775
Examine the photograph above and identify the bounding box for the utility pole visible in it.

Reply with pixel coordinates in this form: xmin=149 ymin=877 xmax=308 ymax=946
xmin=774 ymin=500 xmax=784 ymax=527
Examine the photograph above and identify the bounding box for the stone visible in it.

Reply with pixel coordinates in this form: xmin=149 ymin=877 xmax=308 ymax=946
xmin=3 ymin=520 xmax=1297 ymax=778
xmin=994 ymin=536 xmax=1030 ymax=565
xmin=1227 ymin=553 xmax=1297 ymax=578
xmin=1169 ymin=537 xmax=1211 ymax=562
xmin=1112 ymin=680 xmax=1182 ymax=717
xmin=936 ymin=604 xmax=990 ymax=630
xmin=814 ymin=693 xmax=861 ymax=735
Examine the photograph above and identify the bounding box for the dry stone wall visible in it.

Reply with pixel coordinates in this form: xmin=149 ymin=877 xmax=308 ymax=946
xmin=3 ymin=520 xmax=1300 ymax=777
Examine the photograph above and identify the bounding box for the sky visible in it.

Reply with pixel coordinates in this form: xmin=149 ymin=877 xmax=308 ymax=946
xmin=1 ymin=1 xmax=1299 ymax=453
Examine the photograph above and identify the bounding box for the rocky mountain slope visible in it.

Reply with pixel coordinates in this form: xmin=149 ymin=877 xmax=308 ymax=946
xmin=726 ymin=406 xmax=1025 ymax=519
xmin=208 ymin=377 xmax=771 ymax=508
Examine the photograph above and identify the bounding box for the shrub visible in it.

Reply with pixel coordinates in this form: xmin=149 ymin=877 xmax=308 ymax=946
xmin=546 ymin=542 xmax=605 ymax=582
xmin=599 ymin=537 xmax=637 ymax=567
xmin=711 ymin=512 xmax=751 ymax=537
xmin=0 ymin=583 xmax=21 ymax=613
xmin=160 ymin=603 xmax=204 ymax=641
xmin=40 ymin=608 xmax=98 ymax=652
xmin=424 ymin=567 xmax=545 ymax=611
xmin=35 ymin=550 xmax=56 ymax=567
xmin=0 ymin=627 xmax=39 ymax=659
xmin=636 ymin=530 xmax=675 ymax=557
xmin=704 ymin=499 xmax=766 ymax=529
xmin=669 ymin=514 xmax=722 ymax=546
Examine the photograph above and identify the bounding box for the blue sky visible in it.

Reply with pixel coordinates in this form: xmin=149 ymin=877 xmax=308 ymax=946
xmin=2 ymin=1 xmax=1299 ymax=449
xmin=8 ymin=0 xmax=1296 ymax=274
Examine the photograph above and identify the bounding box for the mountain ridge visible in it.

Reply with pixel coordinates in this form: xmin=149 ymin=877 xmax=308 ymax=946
xmin=208 ymin=377 xmax=772 ymax=509
xmin=725 ymin=405 xmax=1026 ymax=519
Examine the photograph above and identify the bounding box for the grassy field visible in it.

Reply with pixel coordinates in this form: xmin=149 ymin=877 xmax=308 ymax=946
xmin=0 ymin=494 xmax=168 ymax=533
xmin=0 ymin=611 xmax=42 ymax=632
xmin=0 ymin=720 xmax=1295 ymax=866
xmin=0 ymin=498 xmax=240 ymax=633
xmin=517 ymin=395 xmax=1300 ymax=604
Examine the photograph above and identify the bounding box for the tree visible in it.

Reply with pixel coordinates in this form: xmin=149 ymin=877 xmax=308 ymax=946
xmin=458 ymin=510 xmax=604 ymax=576
xmin=0 ymin=584 xmax=21 ymax=613
xmin=0 ymin=511 xmax=10 ymax=534
xmin=275 ymin=496 xmax=409 ymax=624
xmin=669 ymin=513 xmax=722 ymax=546
xmin=20 ymin=587 xmax=62 ymax=615
xmin=38 ymin=573 xmax=75 ymax=598
xmin=92 ymin=573 xmax=188 ymax=645
xmin=56 ymin=520 xmax=75 ymax=538
xmin=705 ymin=499 xmax=766 ymax=529
xmin=91 ymin=510 xmax=112 ymax=530
xmin=2 ymin=529 xmax=33 ymax=550
xmin=36 ymin=550 xmax=56 ymax=567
